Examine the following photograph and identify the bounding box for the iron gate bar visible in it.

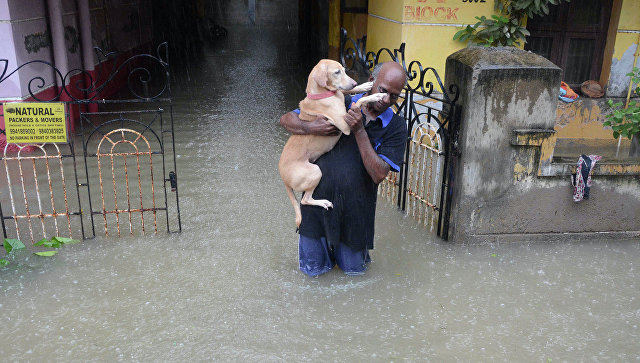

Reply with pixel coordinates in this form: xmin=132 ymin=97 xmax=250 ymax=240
xmin=169 ymin=104 xmax=182 ymax=233
xmin=80 ymin=113 xmax=167 ymax=238
xmin=86 ymin=119 xmax=163 ymax=237
xmin=96 ymin=129 xmax=158 ymax=237
xmin=2 ymin=143 xmax=74 ymax=242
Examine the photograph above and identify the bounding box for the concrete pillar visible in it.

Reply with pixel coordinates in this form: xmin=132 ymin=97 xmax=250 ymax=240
xmin=77 ymin=0 xmax=94 ymax=72
xmin=76 ymin=0 xmax=97 ymax=112
xmin=47 ymin=0 xmax=69 ymax=87
xmin=444 ymin=46 xmax=640 ymax=243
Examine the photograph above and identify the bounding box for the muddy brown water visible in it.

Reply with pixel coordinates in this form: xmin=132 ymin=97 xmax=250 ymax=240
xmin=1 ymin=25 xmax=639 ymax=361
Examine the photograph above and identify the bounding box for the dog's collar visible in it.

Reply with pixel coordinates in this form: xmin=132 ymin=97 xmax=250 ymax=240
xmin=306 ymin=90 xmax=337 ymax=100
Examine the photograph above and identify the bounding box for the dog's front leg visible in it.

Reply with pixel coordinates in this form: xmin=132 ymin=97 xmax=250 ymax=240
xmin=354 ymin=92 xmax=386 ymax=108
xmin=346 ymin=81 xmax=373 ymax=94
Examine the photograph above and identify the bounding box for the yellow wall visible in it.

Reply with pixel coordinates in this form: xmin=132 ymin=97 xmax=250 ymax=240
xmin=368 ymin=0 xmax=403 ymax=23
xmin=612 ymin=0 xmax=640 ymax=60
xmin=366 ymin=14 xmax=403 ymax=62
xmin=367 ymin=0 xmax=498 ymax=77
xmin=618 ymin=0 xmax=640 ymax=30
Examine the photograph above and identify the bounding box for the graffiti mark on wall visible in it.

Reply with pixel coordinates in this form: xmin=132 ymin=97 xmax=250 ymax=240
xmin=24 ymin=30 xmax=51 ymax=54
xmin=404 ymin=6 xmax=460 ymax=21
xmin=64 ymin=26 xmax=79 ymax=54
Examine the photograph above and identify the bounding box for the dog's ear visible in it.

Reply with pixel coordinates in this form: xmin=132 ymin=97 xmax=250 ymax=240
xmin=312 ymin=64 xmax=328 ymax=88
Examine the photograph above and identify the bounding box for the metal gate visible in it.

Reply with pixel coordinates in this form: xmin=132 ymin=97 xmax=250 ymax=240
xmin=0 ymin=43 xmax=181 ymax=243
xmin=340 ymin=29 xmax=461 ymax=240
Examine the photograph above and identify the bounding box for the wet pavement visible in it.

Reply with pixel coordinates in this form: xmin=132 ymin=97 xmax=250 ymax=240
xmin=1 ymin=25 xmax=640 ymax=361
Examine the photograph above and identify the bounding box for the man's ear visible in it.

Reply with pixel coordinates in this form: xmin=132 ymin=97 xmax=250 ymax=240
xmin=312 ymin=64 xmax=328 ymax=88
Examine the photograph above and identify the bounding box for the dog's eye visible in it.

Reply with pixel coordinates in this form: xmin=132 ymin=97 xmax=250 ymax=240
xmin=334 ymin=70 xmax=341 ymax=75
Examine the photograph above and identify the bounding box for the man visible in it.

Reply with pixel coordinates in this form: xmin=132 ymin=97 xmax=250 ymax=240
xmin=279 ymin=61 xmax=407 ymax=276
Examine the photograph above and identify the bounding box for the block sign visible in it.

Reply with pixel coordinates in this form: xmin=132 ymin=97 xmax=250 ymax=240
xmin=3 ymin=102 xmax=67 ymax=143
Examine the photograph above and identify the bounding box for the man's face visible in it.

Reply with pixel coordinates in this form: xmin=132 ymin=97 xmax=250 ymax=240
xmin=368 ymin=65 xmax=405 ymax=115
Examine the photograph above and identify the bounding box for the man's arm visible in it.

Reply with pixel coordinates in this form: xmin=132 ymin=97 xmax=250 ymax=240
xmin=279 ymin=111 xmax=340 ymax=136
xmin=344 ymin=106 xmax=390 ymax=184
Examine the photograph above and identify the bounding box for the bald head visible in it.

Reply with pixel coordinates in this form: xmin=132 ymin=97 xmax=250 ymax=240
xmin=371 ymin=62 xmax=407 ymax=87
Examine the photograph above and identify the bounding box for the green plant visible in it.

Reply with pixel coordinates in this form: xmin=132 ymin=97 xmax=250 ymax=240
xmin=1 ymin=236 xmax=80 ymax=267
xmin=604 ymin=67 xmax=640 ymax=141
xmin=453 ymin=0 xmax=570 ymax=47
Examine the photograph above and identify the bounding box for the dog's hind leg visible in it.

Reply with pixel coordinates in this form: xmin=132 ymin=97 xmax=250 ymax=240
xmin=301 ymin=186 xmax=333 ymax=210
xmin=298 ymin=164 xmax=333 ymax=210
xmin=285 ymin=185 xmax=303 ymax=228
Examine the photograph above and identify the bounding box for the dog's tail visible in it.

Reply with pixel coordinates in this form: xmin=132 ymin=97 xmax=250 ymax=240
xmin=285 ymin=186 xmax=302 ymax=228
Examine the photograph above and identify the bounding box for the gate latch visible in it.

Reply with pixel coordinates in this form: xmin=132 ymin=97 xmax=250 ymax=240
xmin=168 ymin=171 xmax=177 ymax=192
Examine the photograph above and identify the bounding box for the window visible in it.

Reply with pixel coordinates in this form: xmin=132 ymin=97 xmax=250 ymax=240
xmin=524 ymin=0 xmax=612 ymax=88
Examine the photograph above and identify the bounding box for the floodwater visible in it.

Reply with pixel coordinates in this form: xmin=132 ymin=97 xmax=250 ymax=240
xmin=2 ymin=25 xmax=640 ymax=361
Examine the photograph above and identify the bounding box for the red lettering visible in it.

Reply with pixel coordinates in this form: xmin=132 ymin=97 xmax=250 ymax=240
xmin=405 ymin=5 xmax=457 ymax=22
xmin=404 ymin=6 xmax=416 ymax=21
xmin=448 ymin=8 xmax=459 ymax=21
xmin=422 ymin=6 xmax=434 ymax=20
xmin=434 ymin=7 xmax=447 ymax=21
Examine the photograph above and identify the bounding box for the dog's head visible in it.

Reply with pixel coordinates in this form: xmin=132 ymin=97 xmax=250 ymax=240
xmin=309 ymin=59 xmax=357 ymax=91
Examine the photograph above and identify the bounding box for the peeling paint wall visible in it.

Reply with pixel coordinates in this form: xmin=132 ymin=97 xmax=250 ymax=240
xmin=554 ymin=98 xmax=635 ymax=160
xmin=607 ymin=42 xmax=639 ymax=97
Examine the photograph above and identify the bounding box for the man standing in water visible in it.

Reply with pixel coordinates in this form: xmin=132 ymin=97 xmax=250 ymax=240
xmin=280 ymin=61 xmax=407 ymax=276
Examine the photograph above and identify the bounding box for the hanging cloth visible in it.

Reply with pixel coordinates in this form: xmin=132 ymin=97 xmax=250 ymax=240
xmin=571 ymin=154 xmax=602 ymax=202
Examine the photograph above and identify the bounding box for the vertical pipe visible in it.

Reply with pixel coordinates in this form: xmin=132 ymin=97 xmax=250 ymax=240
xmin=47 ymin=0 xmax=69 ymax=88
xmin=76 ymin=0 xmax=98 ymax=112
xmin=77 ymin=0 xmax=94 ymax=74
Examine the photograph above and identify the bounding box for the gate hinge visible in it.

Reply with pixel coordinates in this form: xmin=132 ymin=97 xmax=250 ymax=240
xmin=167 ymin=171 xmax=177 ymax=192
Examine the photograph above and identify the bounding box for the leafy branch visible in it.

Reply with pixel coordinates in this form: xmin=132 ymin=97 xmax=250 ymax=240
xmin=453 ymin=0 xmax=570 ymax=47
xmin=1 ymin=236 xmax=80 ymax=267
xmin=604 ymin=67 xmax=640 ymax=140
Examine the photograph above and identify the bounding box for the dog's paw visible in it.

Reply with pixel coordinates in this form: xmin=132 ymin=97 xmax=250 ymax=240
xmin=318 ymin=199 xmax=333 ymax=210
xmin=353 ymin=81 xmax=373 ymax=93
xmin=369 ymin=92 xmax=386 ymax=102
xmin=356 ymin=92 xmax=386 ymax=107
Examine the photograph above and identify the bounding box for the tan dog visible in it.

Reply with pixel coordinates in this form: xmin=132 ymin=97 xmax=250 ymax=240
xmin=279 ymin=59 xmax=385 ymax=228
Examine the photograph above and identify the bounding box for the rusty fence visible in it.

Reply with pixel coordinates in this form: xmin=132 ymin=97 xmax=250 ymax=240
xmin=341 ymin=28 xmax=461 ymax=240
xmin=0 ymin=43 xmax=181 ymax=244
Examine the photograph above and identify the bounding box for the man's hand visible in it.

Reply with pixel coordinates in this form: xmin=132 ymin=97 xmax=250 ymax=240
xmin=306 ymin=115 xmax=340 ymax=136
xmin=279 ymin=112 xmax=339 ymax=136
xmin=344 ymin=105 xmax=364 ymax=133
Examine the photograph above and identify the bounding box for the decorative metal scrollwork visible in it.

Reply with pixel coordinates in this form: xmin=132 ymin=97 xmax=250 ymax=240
xmin=339 ymin=28 xmax=458 ymax=103
xmin=0 ymin=42 xmax=171 ymax=102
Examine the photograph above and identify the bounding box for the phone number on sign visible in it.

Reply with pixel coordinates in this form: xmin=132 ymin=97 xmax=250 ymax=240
xmin=38 ymin=128 xmax=65 ymax=134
